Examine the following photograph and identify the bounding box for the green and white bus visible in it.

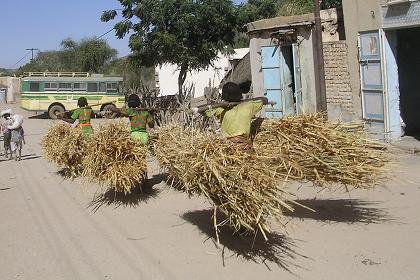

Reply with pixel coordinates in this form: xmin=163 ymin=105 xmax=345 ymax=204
xmin=20 ymin=72 xmax=125 ymax=118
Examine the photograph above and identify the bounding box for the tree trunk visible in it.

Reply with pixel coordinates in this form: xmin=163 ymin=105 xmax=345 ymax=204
xmin=178 ymin=64 xmax=188 ymax=101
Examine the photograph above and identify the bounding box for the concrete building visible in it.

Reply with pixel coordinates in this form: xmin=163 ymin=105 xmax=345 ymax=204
xmin=0 ymin=76 xmax=20 ymax=104
xmin=155 ymin=48 xmax=249 ymax=97
xmin=342 ymin=0 xmax=420 ymax=141
xmin=246 ymin=9 xmax=351 ymax=119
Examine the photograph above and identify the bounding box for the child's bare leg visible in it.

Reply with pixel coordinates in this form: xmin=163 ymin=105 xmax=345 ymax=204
xmin=18 ymin=143 xmax=22 ymax=161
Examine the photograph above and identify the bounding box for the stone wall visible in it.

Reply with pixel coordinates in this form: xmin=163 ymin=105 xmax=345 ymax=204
xmin=323 ymin=41 xmax=354 ymax=121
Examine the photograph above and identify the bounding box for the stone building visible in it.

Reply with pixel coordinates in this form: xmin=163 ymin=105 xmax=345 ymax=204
xmin=246 ymin=8 xmax=353 ymax=120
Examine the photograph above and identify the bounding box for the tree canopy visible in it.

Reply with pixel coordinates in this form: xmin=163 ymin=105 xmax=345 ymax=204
xmin=18 ymin=38 xmax=117 ymax=74
xmin=102 ymin=0 xmax=238 ymax=96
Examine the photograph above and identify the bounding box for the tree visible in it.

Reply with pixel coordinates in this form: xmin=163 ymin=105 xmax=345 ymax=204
xmin=278 ymin=0 xmax=342 ymax=16
xmin=18 ymin=38 xmax=117 ymax=74
xmin=103 ymin=57 xmax=156 ymax=91
xmin=237 ymin=0 xmax=279 ymax=27
xmin=76 ymin=38 xmax=117 ymax=73
xmin=102 ymin=0 xmax=238 ymax=96
xmin=235 ymin=0 xmax=279 ymax=47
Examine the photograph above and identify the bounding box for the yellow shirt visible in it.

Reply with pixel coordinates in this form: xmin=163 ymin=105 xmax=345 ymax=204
xmin=205 ymin=100 xmax=263 ymax=138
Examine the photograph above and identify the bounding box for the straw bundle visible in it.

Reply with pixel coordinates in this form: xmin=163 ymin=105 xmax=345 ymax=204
xmin=253 ymin=113 xmax=389 ymax=189
xmin=154 ymin=124 xmax=297 ymax=240
xmin=42 ymin=122 xmax=87 ymax=176
xmin=82 ymin=122 xmax=147 ymax=194
xmin=42 ymin=122 xmax=71 ymax=164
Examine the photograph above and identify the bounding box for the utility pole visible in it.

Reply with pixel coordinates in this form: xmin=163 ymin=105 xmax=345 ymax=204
xmin=313 ymin=0 xmax=327 ymax=112
xmin=26 ymin=48 xmax=39 ymax=60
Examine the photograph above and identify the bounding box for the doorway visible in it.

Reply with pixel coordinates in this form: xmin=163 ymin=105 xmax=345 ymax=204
xmin=397 ymin=27 xmax=420 ymax=136
xmin=261 ymin=44 xmax=302 ymax=118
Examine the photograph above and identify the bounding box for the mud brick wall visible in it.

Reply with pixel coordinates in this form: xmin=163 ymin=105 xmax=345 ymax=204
xmin=323 ymin=41 xmax=354 ymax=119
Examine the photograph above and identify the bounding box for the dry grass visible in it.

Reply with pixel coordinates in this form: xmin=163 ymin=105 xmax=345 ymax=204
xmin=154 ymin=124 xmax=298 ymax=241
xmin=42 ymin=122 xmax=87 ymax=177
xmin=42 ymin=123 xmax=71 ymax=163
xmin=253 ymin=113 xmax=390 ymax=190
xmin=82 ymin=121 xmax=147 ymax=194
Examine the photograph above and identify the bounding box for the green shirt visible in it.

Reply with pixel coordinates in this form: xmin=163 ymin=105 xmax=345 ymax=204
xmin=205 ymin=100 xmax=263 ymax=138
xmin=122 ymin=108 xmax=153 ymax=133
xmin=71 ymin=108 xmax=92 ymax=124
xmin=71 ymin=107 xmax=93 ymax=138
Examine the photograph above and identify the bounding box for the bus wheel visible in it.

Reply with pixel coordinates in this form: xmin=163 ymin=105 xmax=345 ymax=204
xmin=101 ymin=104 xmax=116 ymax=119
xmin=48 ymin=104 xmax=65 ymax=119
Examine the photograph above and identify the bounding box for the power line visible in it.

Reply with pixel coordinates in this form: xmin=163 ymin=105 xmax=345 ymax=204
xmin=96 ymin=27 xmax=116 ymax=39
xmin=9 ymin=51 xmax=31 ymax=69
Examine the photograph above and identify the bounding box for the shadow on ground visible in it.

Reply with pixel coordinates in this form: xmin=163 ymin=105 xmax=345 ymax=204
xmin=28 ymin=113 xmax=50 ymax=119
xmin=0 ymin=153 xmax=41 ymax=162
xmin=19 ymin=154 xmax=42 ymax=161
xmin=56 ymin=168 xmax=81 ymax=180
xmin=87 ymin=174 xmax=165 ymax=212
xmin=182 ymin=209 xmax=308 ymax=272
xmin=287 ymin=199 xmax=392 ymax=224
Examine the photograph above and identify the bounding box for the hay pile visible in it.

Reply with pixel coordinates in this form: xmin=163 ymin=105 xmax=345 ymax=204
xmin=154 ymin=124 xmax=297 ymax=240
xmin=42 ymin=122 xmax=87 ymax=176
xmin=253 ymin=113 xmax=389 ymax=189
xmin=82 ymin=122 xmax=147 ymax=194
xmin=42 ymin=123 xmax=71 ymax=163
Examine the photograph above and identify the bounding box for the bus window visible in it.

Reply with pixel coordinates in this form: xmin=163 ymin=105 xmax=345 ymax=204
xmin=106 ymin=82 xmax=118 ymax=93
xmin=87 ymin=83 xmax=98 ymax=92
xmin=73 ymin=83 xmax=87 ymax=91
xmin=45 ymin=82 xmax=58 ymax=91
xmin=30 ymin=82 xmax=40 ymax=92
xmin=59 ymin=83 xmax=72 ymax=91
xmin=99 ymin=82 xmax=106 ymax=92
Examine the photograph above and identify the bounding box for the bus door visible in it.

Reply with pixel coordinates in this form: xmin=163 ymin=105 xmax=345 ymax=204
xmin=22 ymin=81 xmax=42 ymax=111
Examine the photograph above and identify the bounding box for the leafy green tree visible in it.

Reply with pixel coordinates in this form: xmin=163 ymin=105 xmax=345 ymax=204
xmin=76 ymin=38 xmax=118 ymax=73
xmin=18 ymin=51 xmax=64 ymax=73
xmin=103 ymin=57 xmax=155 ymax=91
xmin=278 ymin=0 xmax=342 ymax=16
xmin=18 ymin=38 xmax=117 ymax=74
xmin=102 ymin=0 xmax=238 ymax=96
xmin=237 ymin=0 xmax=279 ymax=27
xmin=235 ymin=0 xmax=279 ymax=47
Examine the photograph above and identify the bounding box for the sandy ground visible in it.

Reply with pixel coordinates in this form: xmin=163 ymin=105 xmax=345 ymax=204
xmin=1 ymin=104 xmax=420 ymax=280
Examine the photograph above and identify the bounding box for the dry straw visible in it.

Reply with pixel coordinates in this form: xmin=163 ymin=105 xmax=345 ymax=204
xmin=82 ymin=121 xmax=147 ymax=194
xmin=253 ymin=113 xmax=390 ymax=190
xmin=154 ymin=124 xmax=298 ymax=241
xmin=42 ymin=122 xmax=87 ymax=176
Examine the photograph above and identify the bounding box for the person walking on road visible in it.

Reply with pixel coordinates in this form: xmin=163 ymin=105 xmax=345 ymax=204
xmin=1 ymin=108 xmax=13 ymax=159
xmin=107 ymin=94 xmax=154 ymax=145
xmin=59 ymin=97 xmax=94 ymax=138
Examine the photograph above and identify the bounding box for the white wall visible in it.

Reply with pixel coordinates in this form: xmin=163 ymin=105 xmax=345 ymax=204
xmin=0 ymin=77 xmax=20 ymax=103
xmin=155 ymin=48 xmax=249 ymax=97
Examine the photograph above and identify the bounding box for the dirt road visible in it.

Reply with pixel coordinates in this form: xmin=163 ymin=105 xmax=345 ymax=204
xmin=1 ymin=106 xmax=419 ymax=280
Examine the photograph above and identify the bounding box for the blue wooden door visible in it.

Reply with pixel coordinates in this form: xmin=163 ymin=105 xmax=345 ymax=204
xmin=262 ymin=45 xmax=300 ymax=118
xmin=262 ymin=46 xmax=283 ymax=118
xmin=359 ymin=31 xmax=385 ymax=122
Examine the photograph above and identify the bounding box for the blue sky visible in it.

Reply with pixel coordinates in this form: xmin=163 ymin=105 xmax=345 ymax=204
xmin=0 ymin=0 xmax=245 ymax=69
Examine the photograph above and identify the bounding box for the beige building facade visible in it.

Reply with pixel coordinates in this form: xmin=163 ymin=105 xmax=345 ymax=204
xmin=342 ymin=0 xmax=420 ymax=141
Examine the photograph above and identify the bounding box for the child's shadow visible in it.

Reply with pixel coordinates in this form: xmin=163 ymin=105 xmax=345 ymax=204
xmin=87 ymin=175 xmax=164 ymax=212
